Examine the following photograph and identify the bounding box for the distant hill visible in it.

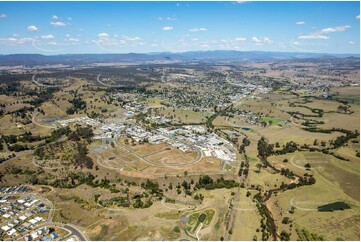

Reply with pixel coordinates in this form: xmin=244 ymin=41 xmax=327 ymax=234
xmin=0 ymin=51 xmax=359 ymax=66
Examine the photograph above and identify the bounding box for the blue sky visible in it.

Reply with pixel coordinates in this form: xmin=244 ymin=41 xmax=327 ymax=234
xmin=0 ymin=1 xmax=359 ymax=54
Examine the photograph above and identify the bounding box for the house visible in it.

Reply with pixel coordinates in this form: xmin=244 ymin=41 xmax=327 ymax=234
xmin=7 ymin=228 xmax=16 ymax=236
xmin=31 ymin=232 xmax=38 ymax=239
xmin=1 ymin=225 xmax=10 ymax=231
xmin=43 ymin=236 xmax=51 ymax=241
xmin=50 ymin=233 xmax=58 ymax=239
xmin=29 ymin=219 xmax=37 ymax=225
xmin=24 ymin=235 xmax=32 ymax=241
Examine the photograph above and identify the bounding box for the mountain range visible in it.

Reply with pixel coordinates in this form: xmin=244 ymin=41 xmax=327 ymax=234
xmin=0 ymin=50 xmax=359 ymax=66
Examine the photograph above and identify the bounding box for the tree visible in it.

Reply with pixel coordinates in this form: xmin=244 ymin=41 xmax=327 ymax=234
xmin=282 ymin=217 xmax=290 ymax=224
xmin=256 ymin=163 xmax=262 ymax=173
xmin=280 ymin=231 xmax=291 ymax=241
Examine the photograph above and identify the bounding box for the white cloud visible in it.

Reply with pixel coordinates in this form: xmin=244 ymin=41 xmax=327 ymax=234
xmin=52 ymin=15 xmax=59 ymax=20
xmin=47 ymin=41 xmax=57 ymax=45
xmin=41 ymin=35 xmax=54 ymax=39
xmin=349 ymin=41 xmax=355 ymax=44
xmin=0 ymin=37 xmax=33 ymax=46
xmin=158 ymin=17 xmax=177 ymax=21
xmin=189 ymin=27 xmax=207 ymax=32
xmin=234 ymin=37 xmax=247 ymax=42
xmin=122 ymin=36 xmax=141 ymax=41
xmin=98 ymin=33 xmax=109 ymax=39
xmin=50 ymin=21 xmax=67 ymax=27
xmin=296 ymin=21 xmax=305 ymax=25
xmin=356 ymin=15 xmax=360 ymax=19
xmin=67 ymin=17 xmax=72 ymax=21
xmin=234 ymin=1 xmax=248 ymax=4
xmin=320 ymin=25 xmax=351 ymax=33
xmin=252 ymin=37 xmax=273 ymax=45
xmin=65 ymin=38 xmax=79 ymax=43
xmin=0 ymin=13 xmax=6 ymax=18
xmin=162 ymin=26 xmax=173 ymax=31
xmin=298 ymin=34 xmax=329 ymax=40
xmin=27 ymin=25 xmax=38 ymax=32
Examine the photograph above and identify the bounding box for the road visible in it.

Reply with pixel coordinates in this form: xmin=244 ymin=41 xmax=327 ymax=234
xmin=51 ymin=222 xmax=87 ymax=241
xmin=96 ymin=74 xmax=126 ymax=88
xmin=0 ymin=150 xmax=32 ymax=166
xmin=32 ymin=74 xmax=59 ymax=88
xmin=32 ymin=112 xmax=57 ymax=129
xmin=195 ymin=223 xmax=203 ymax=241
xmin=112 ymin=133 xmax=203 ymax=168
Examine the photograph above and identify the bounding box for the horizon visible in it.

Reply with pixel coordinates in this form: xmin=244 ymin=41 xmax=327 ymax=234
xmin=0 ymin=49 xmax=360 ymax=56
xmin=0 ymin=1 xmax=360 ymax=55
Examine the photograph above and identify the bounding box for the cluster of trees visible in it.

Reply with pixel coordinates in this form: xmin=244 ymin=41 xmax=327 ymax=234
xmin=257 ymin=137 xmax=274 ymax=158
xmin=195 ymin=175 xmax=239 ymax=190
xmin=238 ymin=157 xmax=250 ymax=177
xmin=73 ymin=142 xmax=93 ymax=169
xmin=30 ymin=172 xmax=119 ymax=193
xmin=8 ymin=143 xmax=31 ymax=152
xmin=280 ymin=168 xmax=296 ymax=179
xmin=253 ymin=193 xmax=273 ymax=241
xmin=239 ymin=137 xmax=251 ymax=154
xmin=68 ymin=126 xmax=94 ymax=143
xmin=141 ymin=180 xmax=162 ymax=197
xmin=66 ymin=96 xmax=87 ymax=115
xmin=34 ymin=126 xmax=94 ymax=169
xmin=258 ymin=137 xmax=299 ymax=159
xmin=0 ymin=153 xmax=15 ymax=164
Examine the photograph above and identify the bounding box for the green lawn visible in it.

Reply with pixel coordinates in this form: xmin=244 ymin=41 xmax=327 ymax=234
xmin=261 ymin=116 xmax=281 ymax=124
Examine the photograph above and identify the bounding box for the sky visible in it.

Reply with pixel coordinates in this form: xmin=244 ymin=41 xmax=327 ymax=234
xmin=0 ymin=1 xmax=360 ymax=54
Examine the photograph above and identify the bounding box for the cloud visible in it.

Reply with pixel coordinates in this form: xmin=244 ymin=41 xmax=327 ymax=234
xmin=356 ymin=15 xmax=360 ymax=19
xmin=52 ymin=15 xmax=59 ymax=20
xmin=0 ymin=13 xmax=6 ymax=18
xmin=158 ymin=17 xmax=177 ymax=21
xmin=189 ymin=27 xmax=207 ymax=32
xmin=298 ymin=34 xmax=329 ymax=40
xmin=27 ymin=25 xmax=38 ymax=32
xmin=252 ymin=37 xmax=273 ymax=45
xmin=122 ymin=36 xmax=141 ymax=41
xmin=41 ymin=35 xmax=54 ymax=39
xmin=47 ymin=41 xmax=57 ymax=45
xmin=65 ymin=38 xmax=79 ymax=43
xmin=67 ymin=17 xmax=72 ymax=21
xmin=50 ymin=21 xmax=67 ymax=27
xmin=296 ymin=21 xmax=305 ymax=25
xmin=349 ymin=41 xmax=355 ymax=44
xmin=234 ymin=37 xmax=247 ymax=42
xmin=234 ymin=1 xmax=248 ymax=4
xmin=0 ymin=37 xmax=33 ymax=46
xmin=98 ymin=33 xmax=109 ymax=39
xmin=162 ymin=26 xmax=173 ymax=31
xmin=320 ymin=25 xmax=351 ymax=33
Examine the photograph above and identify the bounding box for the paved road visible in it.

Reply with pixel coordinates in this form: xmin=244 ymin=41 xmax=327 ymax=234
xmin=96 ymin=74 xmax=126 ymax=88
xmin=32 ymin=112 xmax=57 ymax=129
xmin=113 ymin=133 xmax=203 ymax=168
xmin=32 ymin=74 xmax=59 ymax=88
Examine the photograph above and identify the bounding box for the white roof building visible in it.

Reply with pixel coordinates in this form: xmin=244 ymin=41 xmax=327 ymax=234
xmin=7 ymin=228 xmax=16 ymax=236
xmin=1 ymin=225 xmax=10 ymax=231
